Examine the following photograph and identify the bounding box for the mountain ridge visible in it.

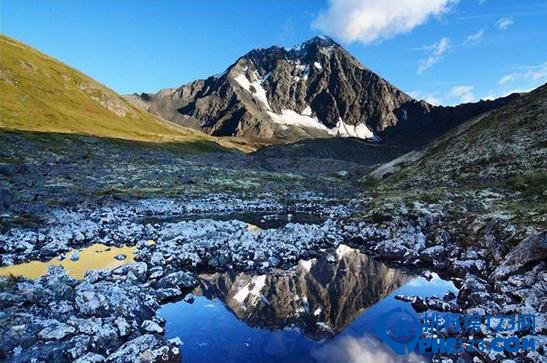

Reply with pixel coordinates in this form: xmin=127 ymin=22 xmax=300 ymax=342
xmin=126 ymin=36 xmax=518 ymax=145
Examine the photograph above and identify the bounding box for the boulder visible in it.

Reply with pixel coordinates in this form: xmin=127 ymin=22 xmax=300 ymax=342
xmin=420 ymin=245 xmax=446 ymax=262
xmin=491 ymin=232 xmax=547 ymax=280
xmin=156 ymin=271 xmax=197 ymax=290
xmin=70 ymin=251 xmax=81 ymax=261
xmin=141 ymin=320 xmax=163 ymax=334
xmin=105 ymin=334 xmax=180 ymax=363
xmin=38 ymin=319 xmax=76 ymax=340
xmin=74 ymin=353 xmax=106 ymax=363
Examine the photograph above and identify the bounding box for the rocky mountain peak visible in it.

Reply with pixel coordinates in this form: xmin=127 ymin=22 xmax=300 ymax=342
xmin=125 ymin=37 xmax=518 ymax=145
xmin=300 ymin=35 xmax=338 ymax=47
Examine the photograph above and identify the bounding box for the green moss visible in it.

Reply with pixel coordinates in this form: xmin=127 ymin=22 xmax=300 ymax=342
xmin=383 ymin=166 xmax=411 ymax=187
xmin=418 ymin=188 xmax=447 ymax=204
xmin=502 ymin=172 xmax=547 ymax=202
xmin=360 ymin=176 xmax=380 ymax=190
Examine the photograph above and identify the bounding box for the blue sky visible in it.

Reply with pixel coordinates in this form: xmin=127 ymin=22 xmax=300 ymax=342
xmin=2 ymin=0 xmax=546 ymax=105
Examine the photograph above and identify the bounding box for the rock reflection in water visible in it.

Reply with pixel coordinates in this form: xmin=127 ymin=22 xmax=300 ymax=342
xmin=193 ymin=244 xmax=410 ymax=339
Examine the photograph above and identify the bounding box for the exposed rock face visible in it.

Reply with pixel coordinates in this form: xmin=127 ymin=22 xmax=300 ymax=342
xmin=127 ymin=36 xmax=517 ymax=144
xmin=192 ymin=245 xmax=409 ymax=339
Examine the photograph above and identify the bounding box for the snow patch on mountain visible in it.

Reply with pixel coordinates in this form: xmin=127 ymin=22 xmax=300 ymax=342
xmin=299 ymin=258 xmax=316 ymax=272
xmin=331 ymin=118 xmax=379 ymax=141
xmin=267 ymin=109 xmax=380 ymax=141
xmin=261 ymin=72 xmax=272 ymax=83
xmin=233 ymin=275 xmax=267 ymax=307
xmin=267 ymin=109 xmax=329 ymax=131
xmin=335 ymin=244 xmax=354 ymax=259
xmin=292 ymin=61 xmax=310 ymax=82
xmin=234 ymin=72 xmax=271 ymax=110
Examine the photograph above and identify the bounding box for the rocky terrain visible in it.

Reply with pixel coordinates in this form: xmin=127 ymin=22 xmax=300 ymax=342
xmin=127 ymin=37 xmax=518 ymax=145
xmin=351 ymin=84 xmax=547 ymax=361
xmin=1 ymin=197 xmax=544 ymax=361
xmin=0 ymin=211 xmax=349 ymax=362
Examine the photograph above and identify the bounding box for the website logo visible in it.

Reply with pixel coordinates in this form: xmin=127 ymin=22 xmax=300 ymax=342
xmin=376 ymin=310 xmax=538 ymax=356
xmin=375 ymin=307 xmax=421 ymax=355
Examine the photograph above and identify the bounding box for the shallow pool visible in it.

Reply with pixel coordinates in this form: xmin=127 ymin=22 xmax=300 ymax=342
xmin=159 ymin=245 xmax=458 ymax=363
xmin=0 ymin=243 xmax=137 ymax=279
xmin=141 ymin=211 xmax=327 ymax=230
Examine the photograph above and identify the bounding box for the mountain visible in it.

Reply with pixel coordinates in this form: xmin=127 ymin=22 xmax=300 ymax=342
xmin=127 ymin=36 xmax=518 ymax=144
xmin=0 ymin=35 xmax=241 ymax=151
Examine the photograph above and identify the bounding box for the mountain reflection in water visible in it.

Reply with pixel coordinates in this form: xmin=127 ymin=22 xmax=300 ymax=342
xmin=159 ymin=245 xmax=455 ymax=363
xmin=194 ymin=245 xmax=410 ymax=339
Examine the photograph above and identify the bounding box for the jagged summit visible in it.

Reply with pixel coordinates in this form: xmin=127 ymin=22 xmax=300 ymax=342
xmin=289 ymin=35 xmax=339 ymax=50
xmin=125 ymin=37 xmax=517 ymax=144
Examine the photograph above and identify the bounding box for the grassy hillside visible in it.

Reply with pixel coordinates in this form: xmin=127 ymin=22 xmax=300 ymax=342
xmin=0 ymin=35 xmax=245 ymax=151
xmin=380 ymin=84 xmax=546 ymax=193
xmin=361 ymin=84 xmax=546 ymax=244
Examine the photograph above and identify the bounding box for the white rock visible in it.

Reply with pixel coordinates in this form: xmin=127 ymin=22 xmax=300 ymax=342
xmin=141 ymin=320 xmax=163 ymax=334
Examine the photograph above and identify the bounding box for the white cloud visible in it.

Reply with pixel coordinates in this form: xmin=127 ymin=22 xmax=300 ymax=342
xmin=464 ymin=28 xmax=485 ymax=45
xmin=424 ymin=95 xmax=442 ymax=105
xmin=408 ymin=90 xmax=442 ymax=105
xmin=311 ymin=335 xmax=423 ymax=363
xmin=448 ymin=85 xmax=475 ymax=103
xmin=496 ymin=17 xmax=514 ymax=30
xmin=410 ymin=85 xmax=475 ymax=105
xmin=499 ymin=74 xmax=518 ymax=85
xmin=481 ymin=63 xmax=546 ymax=101
xmin=312 ymin=0 xmax=457 ymax=44
xmin=412 ymin=75 xmax=544 ymax=106
xmin=499 ymin=61 xmax=547 ymax=85
xmin=482 ymin=93 xmax=496 ymax=101
xmin=417 ymin=37 xmax=451 ymax=74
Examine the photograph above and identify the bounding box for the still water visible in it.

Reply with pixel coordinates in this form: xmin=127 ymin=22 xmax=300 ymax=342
xmin=159 ymin=245 xmax=458 ymax=363
xmin=0 ymin=243 xmax=137 ymax=279
xmin=141 ymin=211 xmax=327 ymax=230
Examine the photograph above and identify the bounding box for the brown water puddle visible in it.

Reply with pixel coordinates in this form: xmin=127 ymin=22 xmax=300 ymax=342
xmin=0 ymin=243 xmax=138 ymax=280
xmin=246 ymin=223 xmax=261 ymax=233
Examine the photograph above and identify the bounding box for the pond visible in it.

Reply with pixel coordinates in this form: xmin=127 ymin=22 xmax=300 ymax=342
xmin=159 ymin=244 xmax=459 ymax=363
xmin=141 ymin=211 xmax=327 ymax=230
xmin=0 ymin=243 xmax=138 ymax=279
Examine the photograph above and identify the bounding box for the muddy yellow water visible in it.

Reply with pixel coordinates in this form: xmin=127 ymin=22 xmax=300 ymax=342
xmin=0 ymin=243 xmax=136 ymax=280
xmin=246 ymin=223 xmax=261 ymax=233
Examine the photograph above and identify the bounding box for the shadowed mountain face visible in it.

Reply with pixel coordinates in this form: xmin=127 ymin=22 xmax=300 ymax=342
xmin=192 ymin=245 xmax=410 ymax=340
xmin=127 ymin=37 xmax=518 ymax=145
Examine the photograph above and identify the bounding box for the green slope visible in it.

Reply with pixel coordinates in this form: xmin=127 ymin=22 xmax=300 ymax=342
xmin=0 ymin=35 xmax=244 ymax=151
xmin=362 ymin=83 xmax=546 ymax=242
xmin=381 ymin=84 xmax=546 ymax=191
